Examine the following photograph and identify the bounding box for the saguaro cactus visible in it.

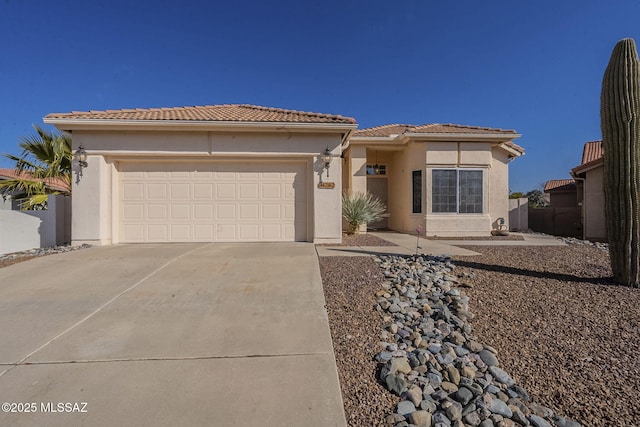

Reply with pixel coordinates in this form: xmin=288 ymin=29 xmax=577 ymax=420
xmin=601 ymin=38 xmax=640 ymax=287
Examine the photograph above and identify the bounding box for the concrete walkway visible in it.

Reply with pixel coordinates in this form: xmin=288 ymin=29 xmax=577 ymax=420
xmin=315 ymin=231 xmax=567 ymax=258
xmin=316 ymin=232 xmax=480 ymax=257
xmin=0 ymin=243 xmax=346 ymax=427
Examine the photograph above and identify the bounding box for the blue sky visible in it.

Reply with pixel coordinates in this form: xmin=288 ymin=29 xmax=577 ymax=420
xmin=1 ymin=0 xmax=639 ymax=192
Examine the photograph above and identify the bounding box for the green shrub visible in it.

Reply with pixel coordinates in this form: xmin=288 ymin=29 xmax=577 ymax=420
xmin=342 ymin=191 xmax=386 ymax=234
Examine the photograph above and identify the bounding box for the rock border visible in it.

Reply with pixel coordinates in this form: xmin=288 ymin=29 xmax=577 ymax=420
xmin=0 ymin=244 xmax=92 ymax=262
xmin=373 ymin=254 xmax=582 ymax=427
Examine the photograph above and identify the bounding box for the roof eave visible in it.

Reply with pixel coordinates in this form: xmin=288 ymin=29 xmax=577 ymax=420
xmin=43 ymin=118 xmax=358 ymax=134
xmin=349 ymin=135 xmax=405 ymax=145
xmin=404 ymin=132 xmax=522 ymax=142
xmin=571 ymin=159 xmax=603 ymax=176
xmin=497 ymin=143 xmax=525 ymax=157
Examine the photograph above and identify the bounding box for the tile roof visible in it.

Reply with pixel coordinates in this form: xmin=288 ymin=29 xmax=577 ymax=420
xmin=354 ymin=123 xmax=518 ymax=137
xmin=353 ymin=124 xmax=416 ymax=137
xmin=544 ymin=179 xmax=576 ymax=192
xmin=581 ymin=140 xmax=603 ymax=164
xmin=45 ymin=104 xmax=357 ymax=125
xmin=0 ymin=168 xmax=69 ymax=192
xmin=572 ymin=140 xmax=604 ymax=176
xmin=354 ymin=123 xmax=524 ymax=154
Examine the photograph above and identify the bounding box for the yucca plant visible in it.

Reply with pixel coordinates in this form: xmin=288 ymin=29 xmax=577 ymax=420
xmin=342 ymin=191 xmax=386 ymax=234
xmin=601 ymin=38 xmax=640 ymax=287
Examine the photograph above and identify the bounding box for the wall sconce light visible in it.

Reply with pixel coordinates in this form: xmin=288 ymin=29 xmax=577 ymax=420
xmin=320 ymin=147 xmax=333 ymax=178
xmin=75 ymin=145 xmax=88 ymax=169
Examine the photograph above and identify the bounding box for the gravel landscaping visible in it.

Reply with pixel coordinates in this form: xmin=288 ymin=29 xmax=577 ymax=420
xmin=320 ymin=240 xmax=639 ymax=427
xmin=426 ymin=236 xmax=525 ymax=241
xmin=453 ymin=244 xmax=639 ymax=427
xmin=320 ymin=256 xmax=399 ymax=425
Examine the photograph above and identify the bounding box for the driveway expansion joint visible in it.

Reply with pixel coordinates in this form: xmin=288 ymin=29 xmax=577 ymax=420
xmin=0 ymin=243 xmax=213 ymax=378
xmin=0 ymin=352 xmax=334 ymax=367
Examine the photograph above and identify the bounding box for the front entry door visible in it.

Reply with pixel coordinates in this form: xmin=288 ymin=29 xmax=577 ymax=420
xmin=367 ymin=177 xmax=388 ymax=229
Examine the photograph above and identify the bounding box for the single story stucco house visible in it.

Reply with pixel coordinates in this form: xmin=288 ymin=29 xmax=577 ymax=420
xmin=571 ymin=140 xmax=605 ymax=241
xmin=44 ymin=104 xmax=524 ymax=245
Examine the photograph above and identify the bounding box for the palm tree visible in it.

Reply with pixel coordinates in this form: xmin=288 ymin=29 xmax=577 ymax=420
xmin=0 ymin=125 xmax=72 ymax=209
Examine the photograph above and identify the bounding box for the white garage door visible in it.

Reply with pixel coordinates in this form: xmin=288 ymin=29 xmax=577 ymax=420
xmin=118 ymin=161 xmax=307 ymax=243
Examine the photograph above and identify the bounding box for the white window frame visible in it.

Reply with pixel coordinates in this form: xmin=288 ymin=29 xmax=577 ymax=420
xmin=366 ymin=164 xmax=387 ymax=176
xmin=431 ymin=168 xmax=484 ymax=214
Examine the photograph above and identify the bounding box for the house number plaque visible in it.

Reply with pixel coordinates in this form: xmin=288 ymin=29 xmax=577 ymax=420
xmin=318 ymin=182 xmax=335 ymax=189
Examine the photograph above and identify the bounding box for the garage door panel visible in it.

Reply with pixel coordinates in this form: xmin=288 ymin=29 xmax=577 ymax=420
xmin=239 ymin=204 xmax=259 ymax=219
xmin=123 ymin=183 xmax=144 ymax=199
xmin=148 ymin=224 xmax=168 ymax=241
xmin=262 ymin=204 xmax=281 ymax=219
xmin=169 ymin=171 xmax=190 ymax=179
xmin=194 ymin=224 xmax=214 ymax=240
xmin=147 ymin=171 xmax=169 ymax=179
xmin=193 ymin=183 xmax=213 ymax=198
xmin=239 ymin=183 xmax=259 ymax=199
xmin=147 ymin=183 xmax=168 ymax=199
xmin=194 ymin=205 xmax=213 ymax=219
xmin=239 ymin=224 xmax=259 ymax=240
xmin=119 ymin=162 xmax=307 ymax=243
xmin=263 ymin=224 xmax=281 ymax=240
xmin=216 ymin=204 xmax=236 ymax=219
xmin=123 ymin=224 xmax=144 ymax=242
xmin=170 ymin=224 xmax=190 ymax=240
xmin=262 ymin=183 xmax=281 ymax=198
xmin=124 ymin=204 xmax=144 ymax=220
xmin=170 ymin=183 xmax=191 ymax=199
xmin=170 ymin=205 xmax=190 ymax=220
xmin=216 ymin=183 xmax=236 ymax=198
xmin=216 ymin=224 xmax=236 ymax=240
xmin=193 ymin=171 xmax=214 ymax=180
xmin=147 ymin=204 xmax=167 ymax=220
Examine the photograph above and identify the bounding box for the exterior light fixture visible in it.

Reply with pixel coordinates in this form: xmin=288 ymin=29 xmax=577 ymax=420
xmin=75 ymin=145 xmax=88 ymax=169
xmin=320 ymin=147 xmax=333 ymax=178
xmin=373 ymin=150 xmax=380 ymax=175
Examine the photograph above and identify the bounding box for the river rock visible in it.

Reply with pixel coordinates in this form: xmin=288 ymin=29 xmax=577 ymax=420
xmin=397 ymin=400 xmax=416 ymax=417
xmin=488 ymin=366 xmax=515 ymax=386
xmin=409 ymin=410 xmax=433 ymax=427
xmin=479 ymin=349 xmax=499 ymax=367
xmin=528 ymin=414 xmax=552 ymax=427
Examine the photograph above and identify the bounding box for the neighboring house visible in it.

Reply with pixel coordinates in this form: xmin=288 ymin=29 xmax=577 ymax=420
xmin=571 ymin=140 xmax=605 ymax=241
xmin=0 ymin=169 xmax=71 ymax=253
xmin=44 ymin=104 xmax=524 ymax=245
xmin=0 ymin=168 xmax=69 ymax=210
xmin=529 ymin=178 xmax=581 ymax=237
xmin=543 ymin=179 xmax=577 ymax=208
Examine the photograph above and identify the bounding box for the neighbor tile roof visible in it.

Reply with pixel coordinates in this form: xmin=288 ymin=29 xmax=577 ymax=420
xmin=0 ymin=168 xmax=69 ymax=192
xmin=572 ymin=140 xmax=604 ymax=176
xmin=581 ymin=140 xmax=603 ymax=164
xmin=45 ymin=104 xmax=357 ymax=125
xmin=354 ymin=123 xmax=524 ymax=154
xmin=544 ymin=179 xmax=576 ymax=192
xmin=354 ymin=123 xmax=518 ymax=137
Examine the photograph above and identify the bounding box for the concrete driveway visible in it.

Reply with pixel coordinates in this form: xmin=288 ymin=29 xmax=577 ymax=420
xmin=0 ymin=243 xmax=346 ymax=427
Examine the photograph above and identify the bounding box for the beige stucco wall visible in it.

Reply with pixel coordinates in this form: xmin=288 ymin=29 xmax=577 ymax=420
xmin=355 ymin=140 xmax=514 ymax=237
xmin=387 ymin=142 xmax=426 ymax=234
xmin=584 ymin=166 xmax=606 ymax=241
xmin=70 ymin=130 xmax=344 ymax=245
xmin=489 ymin=150 xmax=510 ymax=231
